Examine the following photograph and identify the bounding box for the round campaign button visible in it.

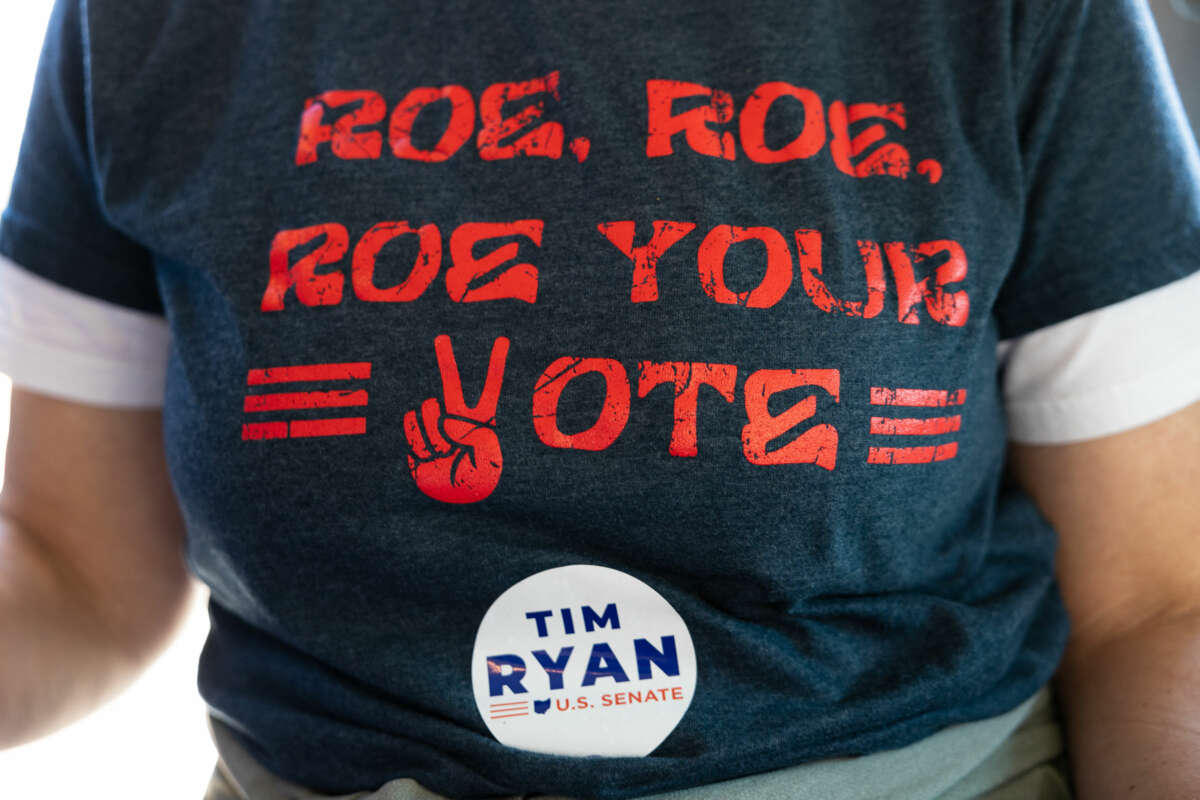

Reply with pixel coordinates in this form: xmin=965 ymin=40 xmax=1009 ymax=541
xmin=471 ymin=564 xmax=697 ymax=757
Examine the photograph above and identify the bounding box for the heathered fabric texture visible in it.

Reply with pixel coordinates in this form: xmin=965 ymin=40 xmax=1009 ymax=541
xmin=2 ymin=1 xmax=1198 ymax=798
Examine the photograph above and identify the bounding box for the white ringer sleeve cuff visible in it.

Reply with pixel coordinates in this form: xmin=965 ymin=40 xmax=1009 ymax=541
xmin=0 ymin=255 xmax=169 ymax=408
xmin=1000 ymin=269 xmax=1200 ymax=445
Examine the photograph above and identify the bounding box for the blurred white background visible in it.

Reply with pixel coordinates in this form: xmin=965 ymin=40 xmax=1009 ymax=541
xmin=0 ymin=2 xmax=1196 ymax=799
xmin=0 ymin=3 xmax=216 ymax=799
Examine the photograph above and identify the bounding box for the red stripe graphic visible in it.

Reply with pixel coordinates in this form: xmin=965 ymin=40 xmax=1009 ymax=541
xmin=869 ymin=387 xmax=967 ymax=407
xmin=241 ymin=418 xmax=366 ymax=441
xmin=869 ymin=415 xmax=962 ymax=436
xmin=243 ymin=390 xmax=368 ymax=413
xmin=489 ymin=702 xmax=529 ymax=709
xmin=290 ymin=418 xmax=367 ymax=438
xmin=490 ymin=712 xmax=529 ymax=719
xmin=241 ymin=422 xmax=288 ymax=441
xmin=246 ymin=362 xmax=372 ymax=385
xmin=242 ymin=361 xmax=372 ymax=442
xmin=867 ymin=442 xmax=959 ymax=464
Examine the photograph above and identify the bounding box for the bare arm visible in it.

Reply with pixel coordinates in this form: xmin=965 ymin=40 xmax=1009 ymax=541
xmin=0 ymin=388 xmax=191 ymax=748
xmin=1009 ymin=399 xmax=1200 ymax=798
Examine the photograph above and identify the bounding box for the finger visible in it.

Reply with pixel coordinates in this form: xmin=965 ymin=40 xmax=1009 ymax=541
xmin=433 ymin=334 xmax=468 ymax=415
xmin=403 ymin=409 xmax=432 ymax=460
xmin=422 ymin=397 xmax=452 ymax=454
xmin=442 ymin=416 xmax=485 ymax=440
xmin=473 ymin=336 xmax=511 ymax=420
xmin=434 ymin=335 xmax=510 ymax=420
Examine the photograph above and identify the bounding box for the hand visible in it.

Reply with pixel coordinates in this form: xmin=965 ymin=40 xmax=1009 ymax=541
xmin=403 ymin=335 xmax=510 ymax=504
xmin=404 ymin=397 xmax=503 ymax=504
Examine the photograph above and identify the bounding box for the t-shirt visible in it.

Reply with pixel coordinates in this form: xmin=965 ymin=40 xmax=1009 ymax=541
xmin=2 ymin=1 xmax=1199 ymax=798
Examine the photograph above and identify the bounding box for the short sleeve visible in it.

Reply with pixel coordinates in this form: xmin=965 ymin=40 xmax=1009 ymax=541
xmin=1000 ymin=269 xmax=1200 ymax=444
xmin=995 ymin=0 xmax=1200 ymax=339
xmin=0 ymin=0 xmax=168 ymax=407
xmin=0 ymin=254 xmax=168 ymax=407
xmin=0 ymin=0 xmax=162 ymax=313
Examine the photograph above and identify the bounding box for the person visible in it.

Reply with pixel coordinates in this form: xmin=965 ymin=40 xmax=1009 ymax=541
xmin=1 ymin=0 xmax=1198 ymax=798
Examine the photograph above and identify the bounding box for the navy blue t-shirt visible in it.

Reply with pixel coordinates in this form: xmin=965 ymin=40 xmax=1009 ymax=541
xmin=3 ymin=1 xmax=1199 ymax=797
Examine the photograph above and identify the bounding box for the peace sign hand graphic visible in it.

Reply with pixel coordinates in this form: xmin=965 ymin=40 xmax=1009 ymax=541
xmin=403 ymin=336 xmax=510 ymax=504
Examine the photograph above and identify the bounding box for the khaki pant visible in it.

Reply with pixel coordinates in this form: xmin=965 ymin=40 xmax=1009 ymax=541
xmin=204 ymin=690 xmax=1069 ymax=800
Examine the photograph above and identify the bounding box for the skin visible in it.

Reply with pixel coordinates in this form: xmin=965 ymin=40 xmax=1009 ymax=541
xmin=1011 ymin=398 xmax=1200 ymax=797
xmin=1 ymin=387 xmax=1197 ymax=796
xmin=0 ymin=388 xmax=190 ymax=748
